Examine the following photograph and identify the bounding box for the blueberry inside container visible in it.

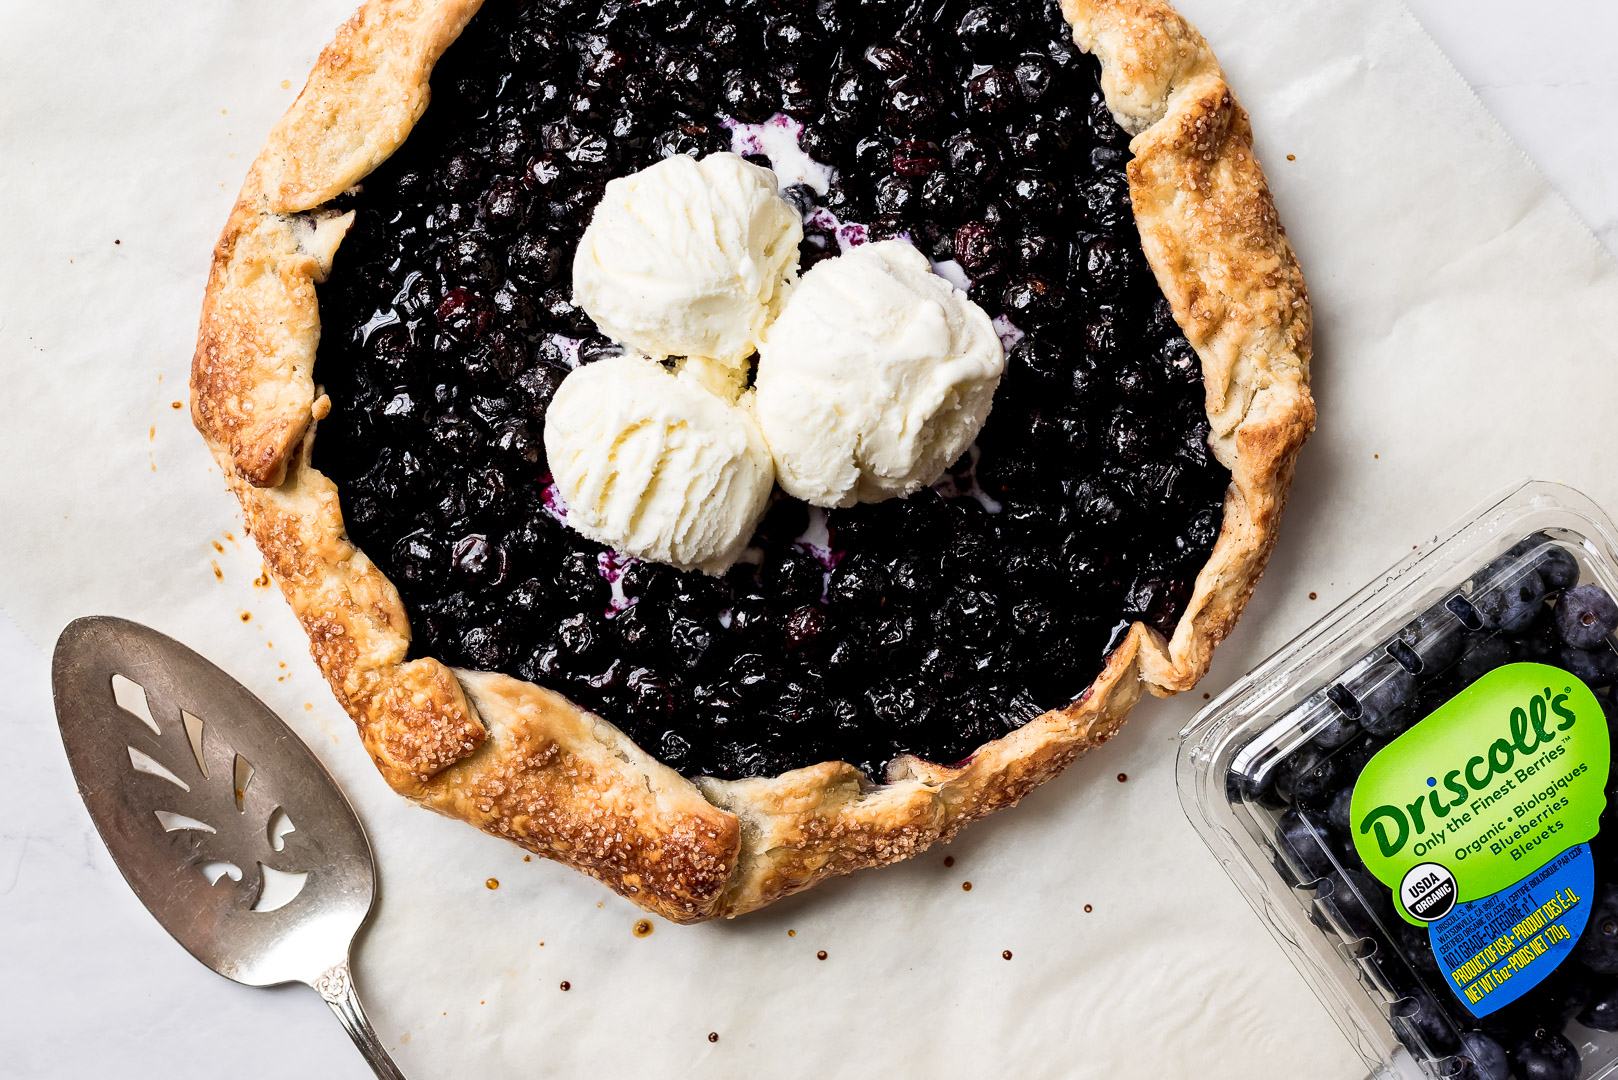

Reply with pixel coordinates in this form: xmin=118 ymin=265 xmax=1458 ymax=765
xmin=1179 ymin=481 xmax=1618 ymax=1080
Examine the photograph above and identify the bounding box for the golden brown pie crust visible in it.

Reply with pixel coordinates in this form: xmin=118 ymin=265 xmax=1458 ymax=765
xmin=190 ymin=0 xmax=1313 ymax=922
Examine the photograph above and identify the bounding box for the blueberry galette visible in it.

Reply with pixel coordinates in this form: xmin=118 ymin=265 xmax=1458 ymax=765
xmin=191 ymin=0 xmax=1312 ymax=921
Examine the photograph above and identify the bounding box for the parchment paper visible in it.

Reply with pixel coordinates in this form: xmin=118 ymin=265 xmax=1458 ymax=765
xmin=4 ymin=0 xmax=1617 ymax=1076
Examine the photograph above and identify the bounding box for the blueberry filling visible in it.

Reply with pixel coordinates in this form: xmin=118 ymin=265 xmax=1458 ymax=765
xmin=309 ymin=0 xmax=1228 ymax=781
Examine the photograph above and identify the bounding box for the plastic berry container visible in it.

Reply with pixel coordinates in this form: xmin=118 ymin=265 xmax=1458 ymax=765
xmin=1179 ymin=481 xmax=1618 ymax=1080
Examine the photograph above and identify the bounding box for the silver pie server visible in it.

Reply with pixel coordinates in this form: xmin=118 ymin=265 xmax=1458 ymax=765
xmin=51 ymin=616 xmax=407 ymax=1079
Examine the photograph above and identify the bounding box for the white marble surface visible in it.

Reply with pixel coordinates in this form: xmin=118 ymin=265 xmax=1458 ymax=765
xmin=2 ymin=3 xmax=1616 ymax=1079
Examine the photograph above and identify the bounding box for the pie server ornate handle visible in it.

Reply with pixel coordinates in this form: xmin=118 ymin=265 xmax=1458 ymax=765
xmin=51 ymin=616 xmax=407 ymax=1079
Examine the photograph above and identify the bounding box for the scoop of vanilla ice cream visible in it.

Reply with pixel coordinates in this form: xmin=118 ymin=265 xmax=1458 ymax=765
xmin=543 ymin=354 xmax=775 ymax=575
xmin=572 ymin=153 xmax=801 ymax=369
xmin=753 ymin=241 xmax=1005 ymax=508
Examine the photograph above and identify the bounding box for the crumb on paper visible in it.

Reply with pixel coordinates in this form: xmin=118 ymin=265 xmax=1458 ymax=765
xmin=282 ymin=79 xmax=291 ymax=89
xmin=523 ymin=855 xmax=531 ymax=862
xmin=943 ymin=855 xmax=955 ymax=867
xmin=559 ymin=981 xmax=571 ymax=991
xmin=148 ymin=425 xmax=155 ymax=442
xmin=961 ymin=881 xmax=972 ymax=892
xmin=816 ymin=950 xmax=827 ymax=961
xmin=210 ymin=560 xmax=223 ymax=581
xmin=787 ymin=929 xmax=795 ymax=937
xmin=1202 ymin=692 xmax=1211 ymax=700
xmin=171 ymin=401 xmax=182 ymax=409
xmin=303 ymin=702 xmax=312 ymax=711
xmin=708 ymin=1032 xmax=719 ymax=1043
xmin=212 ymin=540 xmax=225 ymax=554
xmin=633 ymin=919 xmax=653 ymax=938
xmin=486 ymin=878 xmax=499 ymax=890
xmin=1309 ymin=591 xmax=1318 ymax=600
xmin=1084 ymin=904 xmax=1093 ymax=913
xmin=1116 ymin=773 xmax=1127 ymax=783
xmin=1287 ymin=153 xmax=1296 ymax=161
xmin=238 ymin=610 xmax=251 ymax=623
xmin=1002 ymin=950 xmax=1013 ymax=960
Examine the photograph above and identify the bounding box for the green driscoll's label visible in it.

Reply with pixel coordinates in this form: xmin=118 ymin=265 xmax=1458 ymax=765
xmin=1350 ymin=663 xmax=1610 ymax=1016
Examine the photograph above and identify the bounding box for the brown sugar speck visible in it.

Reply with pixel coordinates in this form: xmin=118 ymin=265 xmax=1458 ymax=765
xmin=787 ymin=929 xmax=796 ymax=937
xmin=1286 ymin=154 xmax=1296 ymax=161
xmin=559 ymin=981 xmax=570 ymax=991
xmin=708 ymin=1032 xmax=719 ymax=1043
xmin=281 ymin=79 xmax=291 ymax=89
xmin=1374 ymin=453 xmax=1380 ymax=459
xmin=171 ymin=401 xmax=182 ymax=409
xmin=486 ymin=878 xmax=500 ymax=890
xmin=1116 ymin=773 xmax=1128 ymax=783
xmin=1002 ymin=950 xmax=1013 ymax=960
xmin=633 ymin=919 xmax=653 ymax=938
xmin=816 ymin=950 xmax=827 ymax=960
xmin=1202 ymin=693 xmax=1211 ymax=700
xmin=303 ymin=703 xmax=313 ymax=711
xmin=523 ymin=855 xmax=532 ymax=862
xmin=1084 ymin=904 xmax=1093 ymax=913
xmin=210 ymin=560 xmax=223 ymax=582
xmin=212 ymin=540 xmax=225 ymax=554
xmin=961 ymin=881 xmax=973 ymax=892
xmin=238 ymin=611 xmax=251 ymax=623
xmin=114 ymin=239 xmax=121 ymax=245
xmin=943 ymin=855 xmax=955 ymax=867
xmin=148 ymin=425 xmax=156 ymax=442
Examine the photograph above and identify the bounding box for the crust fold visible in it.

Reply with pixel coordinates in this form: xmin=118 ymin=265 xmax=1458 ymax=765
xmin=191 ymin=0 xmax=1312 ymax=921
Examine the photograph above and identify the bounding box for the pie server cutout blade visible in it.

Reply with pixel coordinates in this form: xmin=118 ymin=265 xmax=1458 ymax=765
xmin=51 ymin=615 xmax=407 ymax=1079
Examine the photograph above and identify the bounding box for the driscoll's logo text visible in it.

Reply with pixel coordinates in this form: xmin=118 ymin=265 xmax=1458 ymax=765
xmin=1359 ymin=688 xmax=1578 ymax=859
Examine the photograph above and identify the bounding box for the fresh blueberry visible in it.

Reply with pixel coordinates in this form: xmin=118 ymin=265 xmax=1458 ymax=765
xmin=1310 ymin=705 xmax=1359 ymax=750
xmin=1473 ymin=565 xmax=1547 ymax=634
xmin=1560 ymin=643 xmax=1618 ymax=689
xmin=1326 ymin=786 xmax=1354 ymax=839
xmin=1274 ymin=744 xmax=1340 ymax=809
xmin=1393 ymin=990 xmax=1460 ymax=1057
xmin=1509 ymin=535 xmax=1580 ymax=591
xmin=1391 ymin=606 xmax=1465 ymax=675
xmin=1357 ymin=665 xmax=1419 ymax=738
xmin=1556 ymin=583 xmax=1618 ymax=649
xmin=1455 ymin=635 xmax=1513 ymax=687
xmin=1312 ymin=867 xmax=1391 ymax=941
xmin=1273 ymin=808 xmax=1335 ymax=886
xmin=1577 ymin=881 xmax=1618 ymax=973
xmin=1506 ymin=1028 xmax=1580 ymax=1080
xmin=1452 ymin=1031 xmax=1510 ymax=1080
xmin=1578 ymin=978 xmax=1618 ymax=1031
